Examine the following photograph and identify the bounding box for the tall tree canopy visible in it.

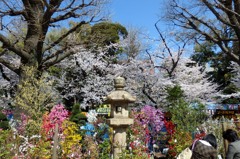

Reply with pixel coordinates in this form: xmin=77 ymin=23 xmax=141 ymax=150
xmin=0 ymin=0 xmax=108 ymax=79
xmin=83 ymin=22 xmax=128 ymax=56
xmin=164 ymin=0 xmax=240 ymax=65
xmin=192 ymin=41 xmax=234 ymax=91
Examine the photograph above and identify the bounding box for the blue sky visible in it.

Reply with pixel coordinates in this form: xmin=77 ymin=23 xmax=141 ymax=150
xmin=108 ymin=1 xmax=194 ymax=57
xmin=109 ymin=0 xmax=163 ymax=39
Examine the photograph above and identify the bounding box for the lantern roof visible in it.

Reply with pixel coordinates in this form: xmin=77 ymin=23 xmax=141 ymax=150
xmin=105 ymin=77 xmax=136 ymax=103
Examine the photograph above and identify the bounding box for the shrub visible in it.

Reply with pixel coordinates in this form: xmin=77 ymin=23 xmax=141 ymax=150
xmin=0 ymin=112 xmax=9 ymax=130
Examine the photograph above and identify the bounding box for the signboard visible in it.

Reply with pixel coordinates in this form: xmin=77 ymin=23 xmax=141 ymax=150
xmin=213 ymin=109 xmax=236 ymax=119
xmin=96 ymin=104 xmax=111 ymax=116
xmin=206 ymin=103 xmax=240 ymax=115
xmin=206 ymin=103 xmax=240 ymax=110
xmin=215 ymin=109 xmax=235 ymax=115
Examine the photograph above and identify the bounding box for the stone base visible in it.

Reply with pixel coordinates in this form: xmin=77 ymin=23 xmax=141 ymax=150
xmin=107 ymin=118 xmax=133 ymax=126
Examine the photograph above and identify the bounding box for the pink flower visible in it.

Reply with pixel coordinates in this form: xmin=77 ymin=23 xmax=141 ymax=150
xmin=42 ymin=104 xmax=69 ymax=138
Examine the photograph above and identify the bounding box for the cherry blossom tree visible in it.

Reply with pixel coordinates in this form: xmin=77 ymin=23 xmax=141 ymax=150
xmin=51 ymin=42 xmax=169 ymax=108
xmin=51 ymin=28 xmax=220 ymax=109
xmin=52 ymin=45 xmax=122 ymax=108
xmin=165 ymin=57 xmax=219 ymax=103
xmin=54 ymin=44 xmax=218 ymax=109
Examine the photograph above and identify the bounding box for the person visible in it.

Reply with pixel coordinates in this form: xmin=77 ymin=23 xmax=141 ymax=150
xmin=191 ymin=133 xmax=218 ymax=159
xmin=222 ymin=129 xmax=240 ymax=159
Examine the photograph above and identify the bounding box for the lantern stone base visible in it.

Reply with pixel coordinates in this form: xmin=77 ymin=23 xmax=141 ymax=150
xmin=107 ymin=118 xmax=133 ymax=126
xmin=107 ymin=118 xmax=134 ymax=158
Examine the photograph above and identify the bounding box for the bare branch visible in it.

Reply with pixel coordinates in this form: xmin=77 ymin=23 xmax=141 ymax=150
xmin=50 ymin=0 xmax=98 ymax=23
xmin=43 ymin=48 xmax=75 ymax=68
xmin=142 ymin=83 xmax=157 ymax=105
xmin=0 ymin=34 xmax=29 ymax=59
xmin=165 ymin=0 xmax=240 ymax=64
xmin=202 ymin=0 xmax=236 ymax=27
xmin=43 ymin=21 xmax=86 ymax=52
xmin=0 ymin=57 xmax=19 ymax=74
xmin=155 ymin=20 xmax=173 ymax=57
xmin=42 ymin=43 xmax=71 ymax=63
xmin=145 ymin=49 xmax=155 ymax=65
xmin=0 ymin=0 xmax=108 ymax=77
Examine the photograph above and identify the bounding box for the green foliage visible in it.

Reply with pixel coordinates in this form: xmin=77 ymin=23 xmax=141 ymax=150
xmin=167 ymin=129 xmax=192 ymax=158
xmin=14 ymin=66 xmax=57 ymax=121
xmin=118 ymin=149 xmax=150 ymax=159
xmin=222 ymin=83 xmax=240 ymax=95
xmin=192 ymin=42 xmax=216 ymax=68
xmin=168 ymin=99 xmax=207 ymax=133
xmin=166 ymin=85 xmax=184 ymax=103
xmin=0 ymin=131 xmax=12 ymax=157
xmin=98 ymin=139 xmax=111 ymax=159
xmin=166 ymin=85 xmax=207 ymax=133
xmin=69 ymin=103 xmax=87 ymax=126
xmin=28 ymin=138 xmax=52 ymax=159
xmin=0 ymin=113 xmax=7 ymax=120
xmin=0 ymin=122 xmax=9 ymax=131
xmin=166 ymin=85 xmax=208 ymax=158
xmin=27 ymin=126 xmax=52 ymax=159
xmin=193 ymin=42 xmax=240 ymax=102
xmin=86 ymin=22 xmax=128 ymax=56
xmin=90 ymin=22 xmax=128 ymax=46
xmin=0 ymin=130 xmax=16 ymax=158
xmin=221 ymin=84 xmax=240 ymax=103
xmin=45 ymin=27 xmax=68 ymax=46
xmin=69 ymin=22 xmax=92 ymax=44
xmin=68 ymin=21 xmax=128 ymax=56
xmin=47 ymin=66 xmax=62 ymax=78
xmin=192 ymin=42 xmax=235 ymax=91
xmin=25 ymin=119 xmax=41 ymax=137
xmin=0 ymin=112 xmax=9 ymax=130
xmin=0 ymin=46 xmax=3 ymax=53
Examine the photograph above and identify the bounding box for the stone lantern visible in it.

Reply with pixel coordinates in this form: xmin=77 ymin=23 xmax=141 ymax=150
xmin=105 ymin=77 xmax=136 ymax=159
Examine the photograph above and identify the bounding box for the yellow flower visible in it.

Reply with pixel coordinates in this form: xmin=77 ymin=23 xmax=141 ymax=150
xmin=60 ymin=120 xmax=82 ymax=156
